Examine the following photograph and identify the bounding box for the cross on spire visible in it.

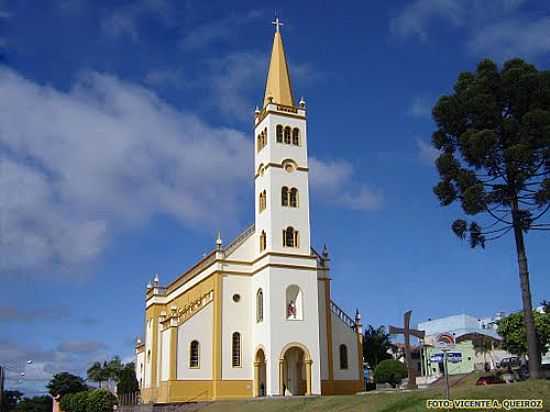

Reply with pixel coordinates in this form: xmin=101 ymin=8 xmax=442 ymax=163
xmin=272 ymin=16 xmax=284 ymax=33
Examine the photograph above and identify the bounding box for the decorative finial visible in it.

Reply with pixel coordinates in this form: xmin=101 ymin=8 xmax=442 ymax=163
xmin=153 ymin=273 xmax=160 ymax=285
xmin=299 ymin=97 xmax=306 ymax=108
xmin=146 ymin=281 xmax=153 ymax=290
xmin=355 ymin=309 xmax=362 ymax=322
xmin=272 ymin=16 xmax=284 ymax=33
xmin=254 ymin=106 xmax=260 ymax=115
xmin=322 ymin=243 xmax=329 ymax=258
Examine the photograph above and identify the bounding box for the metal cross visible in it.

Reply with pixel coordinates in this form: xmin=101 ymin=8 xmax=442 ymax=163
xmin=272 ymin=16 xmax=284 ymax=32
xmin=389 ymin=310 xmax=425 ymax=390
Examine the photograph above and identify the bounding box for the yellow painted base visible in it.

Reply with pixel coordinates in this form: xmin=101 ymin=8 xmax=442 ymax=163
xmin=145 ymin=380 xmax=253 ymax=403
xmin=144 ymin=379 xmax=361 ymax=403
xmin=321 ymin=379 xmax=363 ymax=395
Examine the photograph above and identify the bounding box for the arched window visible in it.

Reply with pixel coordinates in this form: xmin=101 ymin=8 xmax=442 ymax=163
xmin=257 ymin=134 xmax=261 ymax=152
xmin=189 ymin=340 xmax=200 ymax=368
xmin=232 ymin=332 xmax=241 ymax=367
xmin=283 ymin=226 xmax=298 ymax=248
xmin=281 ymin=186 xmax=289 ymax=206
xmin=276 ymin=125 xmax=283 ymax=143
xmin=256 ymin=289 xmax=264 ymax=322
xmin=292 ymin=128 xmax=300 ymax=145
xmin=339 ymin=344 xmax=348 ymax=369
xmin=284 ymin=126 xmax=291 ymax=144
xmin=259 ymin=231 xmax=266 ymax=252
xmin=259 ymin=190 xmax=266 ymax=212
xmin=263 ymin=127 xmax=267 ymax=147
xmin=290 ymin=188 xmax=298 ymax=208
xmin=286 ymin=285 xmax=303 ymax=320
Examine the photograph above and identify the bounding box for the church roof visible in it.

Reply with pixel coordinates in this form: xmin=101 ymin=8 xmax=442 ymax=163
xmin=263 ymin=25 xmax=295 ymax=108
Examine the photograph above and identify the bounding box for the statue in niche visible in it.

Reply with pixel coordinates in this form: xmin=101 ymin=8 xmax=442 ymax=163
xmin=287 ymin=300 xmax=296 ymax=319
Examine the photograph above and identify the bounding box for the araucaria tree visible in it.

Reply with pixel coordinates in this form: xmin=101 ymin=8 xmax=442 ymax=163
xmin=431 ymin=58 xmax=550 ymax=379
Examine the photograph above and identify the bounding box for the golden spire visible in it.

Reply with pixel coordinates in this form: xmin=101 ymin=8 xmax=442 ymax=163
xmin=263 ymin=17 xmax=295 ymax=108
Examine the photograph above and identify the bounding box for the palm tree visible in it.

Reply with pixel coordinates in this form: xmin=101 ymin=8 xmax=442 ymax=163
xmin=87 ymin=362 xmax=106 ymax=389
xmin=106 ymin=356 xmax=123 ymax=383
xmin=474 ymin=336 xmax=495 ymax=370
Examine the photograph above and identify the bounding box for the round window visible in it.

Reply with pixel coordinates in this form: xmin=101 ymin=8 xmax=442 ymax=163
xmin=233 ymin=294 xmax=241 ymax=303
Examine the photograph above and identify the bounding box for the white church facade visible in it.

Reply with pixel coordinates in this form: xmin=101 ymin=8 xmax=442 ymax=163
xmin=135 ymin=21 xmax=364 ymax=403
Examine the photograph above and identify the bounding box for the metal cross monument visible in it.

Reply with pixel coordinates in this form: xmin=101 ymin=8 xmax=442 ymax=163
xmin=389 ymin=310 xmax=425 ymax=389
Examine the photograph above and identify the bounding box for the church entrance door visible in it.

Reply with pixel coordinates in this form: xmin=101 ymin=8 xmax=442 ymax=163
xmin=254 ymin=349 xmax=266 ymax=397
xmin=280 ymin=346 xmax=311 ymax=396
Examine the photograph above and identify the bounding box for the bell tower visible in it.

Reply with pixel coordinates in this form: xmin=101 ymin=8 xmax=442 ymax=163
xmin=254 ymin=18 xmax=310 ymax=256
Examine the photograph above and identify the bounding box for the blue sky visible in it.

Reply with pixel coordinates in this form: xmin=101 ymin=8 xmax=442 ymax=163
xmin=1 ymin=0 xmax=549 ymax=395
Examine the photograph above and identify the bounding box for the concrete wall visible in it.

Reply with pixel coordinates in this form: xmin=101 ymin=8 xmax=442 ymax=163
xmin=331 ymin=313 xmax=359 ymax=381
xmin=176 ymin=304 xmax=213 ymax=380
xmin=222 ymin=275 xmax=252 ymax=380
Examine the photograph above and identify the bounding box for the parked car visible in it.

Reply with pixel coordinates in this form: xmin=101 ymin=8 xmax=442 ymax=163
xmin=476 ymin=375 xmax=505 ymax=385
xmin=497 ymin=356 xmax=521 ymax=369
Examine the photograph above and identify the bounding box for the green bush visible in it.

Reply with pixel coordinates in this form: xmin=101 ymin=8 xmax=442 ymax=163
xmin=60 ymin=391 xmax=88 ymax=412
xmin=86 ymin=390 xmax=117 ymax=412
xmin=374 ymin=359 xmax=407 ymax=387
xmin=59 ymin=390 xmax=116 ymax=412
xmin=59 ymin=393 xmax=75 ymax=412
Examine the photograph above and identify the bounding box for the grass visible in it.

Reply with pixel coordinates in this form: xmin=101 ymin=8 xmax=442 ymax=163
xmin=196 ymin=379 xmax=550 ymax=412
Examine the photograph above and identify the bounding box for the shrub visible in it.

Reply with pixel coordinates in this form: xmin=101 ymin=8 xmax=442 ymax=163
xmin=59 ymin=390 xmax=115 ymax=412
xmin=86 ymin=390 xmax=117 ymax=412
xmin=374 ymin=359 xmax=407 ymax=388
xmin=60 ymin=391 xmax=88 ymax=412
xmin=60 ymin=393 xmax=75 ymax=412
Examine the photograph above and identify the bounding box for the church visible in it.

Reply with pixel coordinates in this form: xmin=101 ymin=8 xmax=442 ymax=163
xmin=134 ymin=20 xmax=364 ymax=403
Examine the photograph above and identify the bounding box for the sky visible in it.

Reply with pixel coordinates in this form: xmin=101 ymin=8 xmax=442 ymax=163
xmin=1 ymin=0 xmax=549 ymax=396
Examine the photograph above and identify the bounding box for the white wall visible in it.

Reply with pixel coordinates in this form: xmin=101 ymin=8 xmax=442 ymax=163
xmin=177 ymin=304 xmax=213 ymax=380
xmin=161 ymin=329 xmax=170 ymax=381
xmin=251 ymin=268 xmax=271 ymax=390
xmin=222 ymin=275 xmax=252 ymax=379
xmin=144 ymin=319 xmax=152 ymax=388
xmin=331 ymin=313 xmax=359 ymax=380
xmin=156 ymin=319 xmax=162 ymax=386
xmin=135 ymin=351 xmax=145 ymax=389
xmin=266 ymin=266 xmax=321 ymax=395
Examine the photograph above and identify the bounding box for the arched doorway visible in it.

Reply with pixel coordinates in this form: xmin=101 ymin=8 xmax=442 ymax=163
xmin=254 ymin=348 xmax=266 ymax=397
xmin=279 ymin=344 xmax=312 ymax=396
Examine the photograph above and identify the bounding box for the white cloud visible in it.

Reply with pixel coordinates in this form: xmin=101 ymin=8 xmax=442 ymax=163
xmin=468 ymin=17 xmax=550 ymax=60
xmin=416 ymin=138 xmax=440 ymax=165
xmin=144 ymin=68 xmax=185 ymax=88
xmin=0 ymin=67 xmax=250 ymax=276
xmin=407 ymin=96 xmax=433 ymax=118
xmin=390 ymin=0 xmax=550 ymax=60
xmin=100 ymin=0 xmax=174 ymax=41
xmin=180 ymin=10 xmax=263 ymax=51
xmin=309 ymin=158 xmax=382 ymax=211
xmin=0 ymin=67 xmax=371 ymax=277
xmin=390 ymin=0 xmax=465 ymax=41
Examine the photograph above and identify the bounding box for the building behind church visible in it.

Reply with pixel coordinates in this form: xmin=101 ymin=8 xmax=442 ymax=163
xmin=134 ymin=21 xmax=364 ymax=403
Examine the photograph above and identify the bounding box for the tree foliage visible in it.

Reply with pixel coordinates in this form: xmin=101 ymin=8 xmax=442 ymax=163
xmin=362 ymin=325 xmax=392 ymax=369
xmin=497 ymin=310 xmax=550 ymax=357
xmin=47 ymin=372 xmax=87 ymax=398
xmin=3 ymin=390 xmax=23 ymax=411
xmin=116 ymin=363 xmax=138 ymax=396
xmin=432 ymin=58 xmax=550 ymax=242
xmin=13 ymin=396 xmax=52 ymax=412
xmin=373 ymin=359 xmax=407 ymax=388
